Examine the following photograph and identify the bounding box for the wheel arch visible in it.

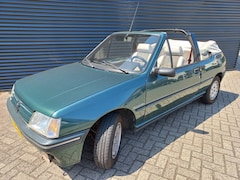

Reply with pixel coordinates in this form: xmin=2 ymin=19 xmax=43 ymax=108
xmin=83 ymin=108 xmax=136 ymax=149
xmin=92 ymin=108 xmax=136 ymax=132
xmin=216 ymin=72 xmax=224 ymax=82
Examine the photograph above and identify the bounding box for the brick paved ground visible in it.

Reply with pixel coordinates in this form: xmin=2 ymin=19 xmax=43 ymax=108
xmin=0 ymin=69 xmax=240 ymax=180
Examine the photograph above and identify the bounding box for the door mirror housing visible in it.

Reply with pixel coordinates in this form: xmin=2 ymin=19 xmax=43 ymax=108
xmin=151 ymin=67 xmax=176 ymax=77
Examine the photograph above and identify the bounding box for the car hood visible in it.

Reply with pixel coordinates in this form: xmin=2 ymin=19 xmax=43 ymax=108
xmin=15 ymin=62 xmax=136 ymax=116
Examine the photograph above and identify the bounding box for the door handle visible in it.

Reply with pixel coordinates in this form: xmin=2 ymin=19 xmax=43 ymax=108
xmin=193 ymin=67 xmax=200 ymax=74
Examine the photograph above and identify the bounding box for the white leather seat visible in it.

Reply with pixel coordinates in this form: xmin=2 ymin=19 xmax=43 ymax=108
xmin=176 ymin=56 xmax=185 ymax=67
xmin=157 ymin=46 xmax=170 ymax=67
xmin=171 ymin=45 xmax=186 ymax=68
xmin=132 ymin=43 xmax=155 ymax=63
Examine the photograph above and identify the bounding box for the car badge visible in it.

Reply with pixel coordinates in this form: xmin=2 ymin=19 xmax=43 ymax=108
xmin=16 ymin=101 xmax=22 ymax=112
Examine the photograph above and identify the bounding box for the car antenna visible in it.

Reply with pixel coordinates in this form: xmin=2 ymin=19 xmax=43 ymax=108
xmin=129 ymin=2 xmax=139 ymax=32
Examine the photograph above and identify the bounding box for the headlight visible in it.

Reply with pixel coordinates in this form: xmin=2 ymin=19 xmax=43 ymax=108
xmin=29 ymin=112 xmax=61 ymax=138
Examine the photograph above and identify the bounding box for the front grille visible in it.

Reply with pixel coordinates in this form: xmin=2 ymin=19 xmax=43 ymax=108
xmin=10 ymin=90 xmax=33 ymax=123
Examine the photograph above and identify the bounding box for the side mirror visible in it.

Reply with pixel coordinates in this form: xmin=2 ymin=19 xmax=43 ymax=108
xmin=151 ymin=67 xmax=176 ymax=77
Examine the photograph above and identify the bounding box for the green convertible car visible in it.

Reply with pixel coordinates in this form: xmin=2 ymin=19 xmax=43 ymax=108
xmin=7 ymin=29 xmax=226 ymax=169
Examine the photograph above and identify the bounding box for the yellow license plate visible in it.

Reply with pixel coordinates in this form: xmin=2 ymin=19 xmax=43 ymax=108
xmin=11 ymin=120 xmax=23 ymax=138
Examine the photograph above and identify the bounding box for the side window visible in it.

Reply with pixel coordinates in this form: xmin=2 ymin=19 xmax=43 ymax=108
xmin=157 ymin=41 xmax=172 ymax=68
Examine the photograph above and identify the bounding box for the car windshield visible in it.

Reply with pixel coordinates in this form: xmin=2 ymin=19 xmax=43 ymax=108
xmin=82 ymin=33 xmax=160 ymax=74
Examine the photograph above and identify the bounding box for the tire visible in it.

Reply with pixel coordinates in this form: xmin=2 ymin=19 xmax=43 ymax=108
xmin=93 ymin=113 xmax=122 ymax=169
xmin=201 ymin=76 xmax=220 ymax=104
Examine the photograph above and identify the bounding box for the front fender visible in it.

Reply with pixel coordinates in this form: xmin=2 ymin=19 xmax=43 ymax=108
xmin=55 ymin=76 xmax=146 ymax=137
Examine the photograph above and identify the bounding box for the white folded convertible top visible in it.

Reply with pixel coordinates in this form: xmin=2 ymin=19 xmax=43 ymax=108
xmin=198 ymin=40 xmax=222 ymax=55
xmin=168 ymin=39 xmax=222 ymax=62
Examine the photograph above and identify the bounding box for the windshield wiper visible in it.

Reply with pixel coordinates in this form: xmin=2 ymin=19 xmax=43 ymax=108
xmin=102 ymin=60 xmax=129 ymax=74
xmin=82 ymin=58 xmax=94 ymax=68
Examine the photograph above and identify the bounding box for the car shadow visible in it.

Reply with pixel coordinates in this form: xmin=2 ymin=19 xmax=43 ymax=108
xmin=62 ymin=90 xmax=238 ymax=179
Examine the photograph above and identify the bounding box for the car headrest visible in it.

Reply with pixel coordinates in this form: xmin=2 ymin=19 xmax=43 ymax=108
xmin=136 ymin=43 xmax=155 ymax=53
xmin=171 ymin=45 xmax=183 ymax=56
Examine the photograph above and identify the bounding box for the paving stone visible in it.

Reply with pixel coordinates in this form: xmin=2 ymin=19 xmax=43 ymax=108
xmin=37 ymin=171 xmax=53 ymax=180
xmin=99 ymin=169 xmax=117 ymax=180
xmin=190 ymin=157 xmax=202 ymax=172
xmin=19 ymin=153 xmax=37 ymax=163
xmin=142 ymin=162 xmax=163 ymax=176
xmin=201 ymin=167 xmax=213 ymax=180
xmin=163 ymin=164 xmax=177 ymax=179
xmin=202 ymin=160 xmax=225 ymax=174
xmin=175 ymin=174 xmax=187 ymax=180
xmin=128 ymin=160 xmax=142 ymax=174
xmin=177 ymin=167 xmax=200 ymax=180
xmin=213 ymin=152 xmax=225 ymax=166
xmin=11 ymin=172 xmax=34 ymax=180
xmin=30 ymin=162 xmax=51 ymax=178
xmin=226 ymin=161 xmax=238 ymax=178
xmin=180 ymin=148 xmax=191 ymax=162
xmin=169 ymin=157 xmax=189 ymax=169
xmin=149 ymin=173 xmax=168 ymax=180
xmin=0 ymin=168 xmax=18 ymax=180
xmin=78 ymin=168 xmax=102 ymax=179
xmin=136 ymin=170 xmax=150 ymax=180
xmin=214 ymin=172 xmax=239 ymax=180
xmin=202 ymin=143 xmax=213 ymax=156
xmin=0 ymin=159 xmax=21 ymax=174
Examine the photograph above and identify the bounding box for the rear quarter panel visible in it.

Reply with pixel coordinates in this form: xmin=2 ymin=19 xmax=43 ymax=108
xmin=198 ymin=52 xmax=226 ymax=93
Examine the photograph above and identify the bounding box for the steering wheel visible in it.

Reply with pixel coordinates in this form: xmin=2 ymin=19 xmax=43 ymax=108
xmin=130 ymin=56 xmax=147 ymax=69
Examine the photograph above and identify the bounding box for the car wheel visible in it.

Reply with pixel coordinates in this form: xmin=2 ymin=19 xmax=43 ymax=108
xmin=94 ymin=113 xmax=122 ymax=169
xmin=201 ymin=76 xmax=220 ymax=104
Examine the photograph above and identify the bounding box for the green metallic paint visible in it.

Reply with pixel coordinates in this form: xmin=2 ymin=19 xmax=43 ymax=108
xmin=7 ymin=98 xmax=88 ymax=167
xmin=57 ymin=74 xmax=147 ymax=136
xmin=47 ymin=140 xmax=84 ymax=167
xmin=15 ymin=62 xmax=136 ymax=117
xmin=7 ymin=30 xmax=226 ymax=168
xmin=137 ymin=63 xmax=201 ymax=128
xmin=14 ymin=62 xmax=148 ymax=137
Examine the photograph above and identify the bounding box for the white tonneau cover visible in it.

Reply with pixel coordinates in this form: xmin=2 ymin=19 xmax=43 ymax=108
xmin=198 ymin=40 xmax=222 ymax=55
xmin=168 ymin=39 xmax=222 ymax=61
xmin=169 ymin=39 xmax=222 ymax=55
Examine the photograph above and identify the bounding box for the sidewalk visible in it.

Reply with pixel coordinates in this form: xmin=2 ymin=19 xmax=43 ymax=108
xmin=0 ymin=70 xmax=240 ymax=179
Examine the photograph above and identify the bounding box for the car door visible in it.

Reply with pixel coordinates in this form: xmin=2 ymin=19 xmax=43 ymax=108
xmin=141 ymin=39 xmax=201 ymax=125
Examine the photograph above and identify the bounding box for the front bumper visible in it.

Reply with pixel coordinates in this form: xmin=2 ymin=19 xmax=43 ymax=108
xmin=7 ymin=98 xmax=89 ymax=167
